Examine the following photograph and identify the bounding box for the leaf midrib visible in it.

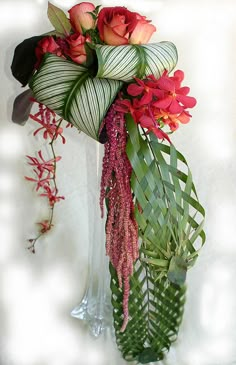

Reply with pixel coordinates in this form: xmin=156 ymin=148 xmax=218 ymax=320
xmin=63 ymin=71 xmax=90 ymax=120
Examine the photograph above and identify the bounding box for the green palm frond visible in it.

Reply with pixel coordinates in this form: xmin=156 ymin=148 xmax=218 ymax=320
xmin=110 ymin=115 xmax=205 ymax=362
xmin=111 ymin=262 xmax=186 ymax=363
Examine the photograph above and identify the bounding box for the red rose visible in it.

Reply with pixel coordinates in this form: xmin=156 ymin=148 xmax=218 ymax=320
xmin=69 ymin=2 xmax=96 ymax=34
xmin=129 ymin=13 xmax=156 ymax=44
xmin=35 ymin=36 xmax=63 ymax=68
xmin=66 ymin=33 xmax=90 ymax=65
xmin=97 ymin=7 xmax=138 ymax=46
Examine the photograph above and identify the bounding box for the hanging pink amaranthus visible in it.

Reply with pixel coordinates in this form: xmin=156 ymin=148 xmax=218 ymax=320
xmin=100 ymin=103 xmax=139 ymax=332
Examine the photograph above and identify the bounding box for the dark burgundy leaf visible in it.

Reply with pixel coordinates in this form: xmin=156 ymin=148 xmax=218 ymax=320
xmin=98 ymin=123 xmax=108 ymax=144
xmin=12 ymin=89 xmax=34 ymax=125
xmin=11 ymin=35 xmax=44 ymax=86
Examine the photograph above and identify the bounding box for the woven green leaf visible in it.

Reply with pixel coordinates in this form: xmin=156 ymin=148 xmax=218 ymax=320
xmin=111 ymin=262 xmax=186 ymax=362
xmin=110 ymin=116 xmax=205 ymax=362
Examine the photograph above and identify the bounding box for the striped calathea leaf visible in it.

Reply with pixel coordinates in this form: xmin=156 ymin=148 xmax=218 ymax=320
xmin=96 ymin=41 xmax=178 ymax=82
xmin=29 ymin=41 xmax=178 ymax=140
xmin=30 ymin=54 xmax=123 ymax=140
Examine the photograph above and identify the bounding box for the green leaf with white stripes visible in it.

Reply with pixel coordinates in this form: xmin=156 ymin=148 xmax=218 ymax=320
xmin=29 ymin=42 xmax=178 ymax=140
xmin=96 ymin=41 xmax=178 ymax=82
xmin=29 ymin=54 xmax=123 ymax=140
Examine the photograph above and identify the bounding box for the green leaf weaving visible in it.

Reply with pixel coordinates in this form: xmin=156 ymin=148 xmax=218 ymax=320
xmin=110 ymin=116 xmax=205 ymax=362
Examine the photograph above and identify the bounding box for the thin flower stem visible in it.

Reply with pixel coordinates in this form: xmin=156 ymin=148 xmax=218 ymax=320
xmin=49 ymin=118 xmax=63 ymax=193
xmin=48 ymin=207 xmax=54 ymax=227
xmin=27 ymin=235 xmax=43 ymax=254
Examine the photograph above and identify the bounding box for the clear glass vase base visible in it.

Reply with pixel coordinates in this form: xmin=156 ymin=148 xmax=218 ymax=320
xmin=71 ymin=295 xmax=113 ymax=338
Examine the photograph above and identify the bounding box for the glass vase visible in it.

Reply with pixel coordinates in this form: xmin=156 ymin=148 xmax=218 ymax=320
xmin=71 ymin=142 xmax=113 ymax=338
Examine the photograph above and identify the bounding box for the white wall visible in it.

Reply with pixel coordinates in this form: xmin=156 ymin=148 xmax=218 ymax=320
xmin=1 ymin=0 xmax=236 ymax=364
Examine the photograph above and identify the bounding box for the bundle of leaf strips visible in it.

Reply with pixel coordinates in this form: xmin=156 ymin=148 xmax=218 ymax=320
xmin=110 ymin=116 xmax=205 ymax=363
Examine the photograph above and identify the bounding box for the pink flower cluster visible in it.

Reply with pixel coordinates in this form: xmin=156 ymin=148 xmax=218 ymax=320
xmin=25 ymin=150 xmax=61 ymax=194
xmin=116 ymin=70 xmax=197 ymax=141
xmin=100 ymin=103 xmax=139 ymax=332
xmin=35 ymin=2 xmax=156 ymax=67
xmin=30 ymin=104 xmax=66 ymax=143
xmin=25 ymin=103 xmax=65 ymax=237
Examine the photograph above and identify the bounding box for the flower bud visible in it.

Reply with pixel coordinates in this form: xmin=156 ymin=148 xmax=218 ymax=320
xmin=129 ymin=14 xmax=156 ymax=45
xmin=69 ymin=2 xmax=96 ymax=34
xmin=66 ymin=33 xmax=90 ymax=65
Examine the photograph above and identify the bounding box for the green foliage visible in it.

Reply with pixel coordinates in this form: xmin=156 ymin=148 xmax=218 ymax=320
xmin=30 ymin=54 xmax=123 ymax=140
xmin=47 ymin=2 xmax=71 ymax=36
xmin=111 ymin=263 xmax=186 ymax=362
xmin=30 ymin=41 xmax=178 ymax=141
xmin=95 ymin=41 xmax=178 ymax=82
xmin=110 ymin=116 xmax=205 ymax=362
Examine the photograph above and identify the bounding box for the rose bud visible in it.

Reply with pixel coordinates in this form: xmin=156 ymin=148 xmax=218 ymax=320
xmin=97 ymin=7 xmax=137 ymax=46
xmin=66 ymin=33 xmax=90 ymax=65
xmin=129 ymin=13 xmax=156 ymax=44
xmin=69 ymin=2 xmax=96 ymax=34
xmin=35 ymin=36 xmax=63 ymax=68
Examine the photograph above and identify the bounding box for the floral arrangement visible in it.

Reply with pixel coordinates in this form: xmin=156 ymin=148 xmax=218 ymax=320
xmin=11 ymin=2 xmax=205 ymax=364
